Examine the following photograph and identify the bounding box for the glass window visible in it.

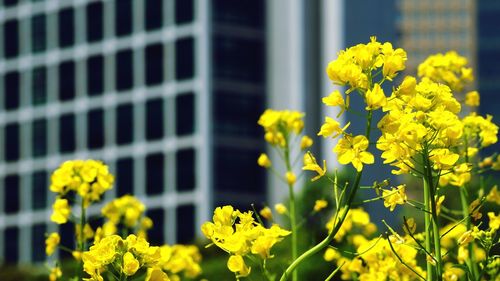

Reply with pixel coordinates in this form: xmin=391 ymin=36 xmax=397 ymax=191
xmin=215 ymin=147 xmax=265 ymax=193
xmin=116 ymin=49 xmax=133 ymax=91
xmin=146 ymin=98 xmax=164 ymax=140
xmin=176 ymin=93 xmax=195 ymax=136
xmin=175 ymin=37 xmax=194 ymax=80
xmin=87 ymin=109 xmax=105 ymax=149
xmin=212 ymin=0 xmax=264 ymax=28
xmin=4 ymin=123 xmax=20 ymax=162
xmin=59 ymin=114 xmax=76 ymax=153
xmin=31 ymin=14 xmax=46 ymax=53
xmin=58 ymin=8 xmax=75 ymax=48
xmin=86 ymin=2 xmax=103 ymax=42
xmin=4 ymin=71 xmax=20 ymax=110
xmin=4 ymin=174 xmax=20 ymax=214
xmin=176 ymin=205 xmax=195 ymax=243
xmin=32 ymin=170 xmax=47 ymax=210
xmin=115 ymin=0 xmax=132 ymax=37
xmin=116 ymin=103 xmax=133 ymax=145
xmin=31 ymin=223 xmax=46 ymax=262
xmin=59 ymin=61 xmax=75 ymax=101
xmin=32 ymin=119 xmax=47 ymax=157
xmin=3 ymin=227 xmax=19 ymax=264
xmin=145 ymin=0 xmax=163 ymax=30
xmin=214 ymin=92 xmax=263 ymax=137
xmin=32 ymin=66 xmax=47 ymax=105
xmin=3 ymin=19 xmax=19 ymax=58
xmin=116 ymin=157 xmax=134 ymax=196
xmin=3 ymin=0 xmax=18 ymax=6
xmin=176 ymin=148 xmax=195 ymax=191
xmin=146 ymin=153 xmax=164 ymax=195
xmin=58 ymin=223 xmax=73 ymax=259
xmin=213 ymin=36 xmax=264 ymax=82
xmin=87 ymin=55 xmax=104 ymax=96
xmin=145 ymin=43 xmax=164 ymax=86
xmin=175 ymin=0 xmax=194 ymax=24
xmin=146 ymin=209 xmax=164 ymax=244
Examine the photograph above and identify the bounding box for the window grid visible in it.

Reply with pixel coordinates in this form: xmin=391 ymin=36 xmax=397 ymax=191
xmin=0 ymin=0 xmax=208 ymax=263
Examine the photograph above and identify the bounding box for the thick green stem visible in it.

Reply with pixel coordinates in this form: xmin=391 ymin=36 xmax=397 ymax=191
xmin=279 ymin=110 xmax=373 ymax=281
xmin=78 ymin=200 xmax=86 ymax=280
xmin=423 ymin=178 xmax=434 ymax=281
xmin=284 ymin=141 xmax=298 ymax=281
xmin=423 ymin=153 xmax=443 ymax=281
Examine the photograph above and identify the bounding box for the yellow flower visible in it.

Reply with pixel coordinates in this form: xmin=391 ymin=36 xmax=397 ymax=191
xmin=300 ymin=135 xmax=313 ymax=150
xmin=257 ymin=153 xmax=272 ymax=168
xmin=323 ymin=248 xmax=341 ymax=262
xmin=302 ymin=152 xmax=327 ymax=181
xmin=382 ymin=185 xmax=407 ymax=211
xmin=146 ymin=267 xmax=170 ymax=281
xmin=313 ymin=200 xmax=328 ymax=212
xmin=465 ymin=91 xmax=480 ymax=107
xmin=365 ymin=83 xmax=387 ymax=110
xmin=318 ymin=117 xmax=350 ymax=138
xmin=457 ymin=230 xmax=474 ymax=246
xmin=285 ymin=172 xmax=296 ymax=185
xmin=259 ymin=207 xmax=273 ymax=220
xmin=322 ymin=90 xmax=344 ymax=107
xmin=51 ymin=198 xmax=71 ymax=224
xmin=274 ymin=203 xmax=287 ymax=215
xmin=382 ymin=43 xmax=407 ymax=80
xmin=101 ymin=195 xmax=146 ymax=228
xmin=486 ymin=185 xmax=500 ymax=205
xmin=333 ymin=135 xmax=374 ymax=172
xmin=430 ymin=149 xmax=459 ymax=170
xmin=227 ymin=255 xmax=251 ymax=277
xmin=45 ymin=232 xmax=60 ymax=256
xmin=49 ymin=266 xmax=62 ymax=281
xmin=488 ymin=212 xmax=500 ymax=230
xmin=123 ymin=252 xmax=140 ymax=276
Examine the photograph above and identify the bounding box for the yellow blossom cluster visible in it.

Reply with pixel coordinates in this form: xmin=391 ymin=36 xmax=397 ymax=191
xmin=201 ymin=205 xmax=291 ymax=277
xmin=49 ymin=160 xmax=114 ymax=224
xmin=82 ymin=234 xmax=202 ymax=281
xmin=417 ymin=51 xmax=473 ymax=92
xmin=376 ymin=77 xmax=465 ymax=175
xmin=326 ymin=208 xmax=377 ymax=242
xmin=327 ymin=237 xmax=426 ymax=280
xmin=101 ymin=195 xmax=153 ymax=237
xmin=326 ymin=36 xmax=406 ymax=90
xmin=257 ymin=109 xmax=305 ymax=147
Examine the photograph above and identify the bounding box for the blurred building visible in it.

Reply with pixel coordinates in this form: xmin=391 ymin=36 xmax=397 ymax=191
xmin=477 ymin=0 xmax=500 ymax=116
xmin=0 ymin=0 xmax=271 ymax=264
xmin=397 ymin=0 xmax=477 ymax=74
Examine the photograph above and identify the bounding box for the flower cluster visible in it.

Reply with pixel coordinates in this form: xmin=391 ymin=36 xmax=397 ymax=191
xmin=82 ymin=234 xmax=202 ymax=281
xmin=101 ymin=195 xmax=153 ymax=238
xmin=201 ymin=206 xmax=291 ymax=277
xmin=50 ymin=160 xmax=115 ymax=224
xmin=326 ymin=36 xmax=406 ymax=90
xmin=376 ymin=77 xmax=464 ymax=175
xmin=258 ymin=109 xmax=305 ymax=147
xmin=417 ymin=51 xmax=473 ymax=92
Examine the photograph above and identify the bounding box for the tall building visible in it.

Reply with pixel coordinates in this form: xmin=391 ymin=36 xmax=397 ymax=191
xmin=0 ymin=0 xmax=269 ymax=264
xmin=397 ymin=0 xmax=477 ymax=74
xmin=477 ymin=0 xmax=500 ymax=117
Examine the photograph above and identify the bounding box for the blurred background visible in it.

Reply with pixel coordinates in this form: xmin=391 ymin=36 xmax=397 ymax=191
xmin=0 ymin=0 xmax=499 ymax=268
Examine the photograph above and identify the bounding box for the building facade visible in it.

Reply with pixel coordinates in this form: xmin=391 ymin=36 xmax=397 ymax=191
xmin=0 ymin=0 xmax=270 ymax=264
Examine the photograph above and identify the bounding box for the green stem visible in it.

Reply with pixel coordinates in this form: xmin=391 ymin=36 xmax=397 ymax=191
xmin=284 ymin=143 xmax=298 ymax=281
xmin=423 ymin=174 xmax=434 ymax=281
xmin=423 ymin=153 xmax=443 ymax=281
xmin=78 ymin=200 xmax=86 ymax=280
xmin=279 ymin=110 xmax=373 ymax=281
